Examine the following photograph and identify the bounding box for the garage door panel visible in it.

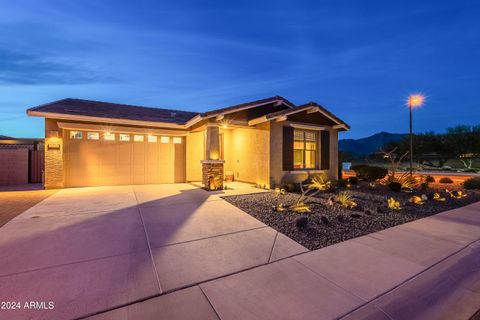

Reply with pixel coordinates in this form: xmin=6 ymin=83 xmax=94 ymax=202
xmin=64 ymin=130 xmax=185 ymax=187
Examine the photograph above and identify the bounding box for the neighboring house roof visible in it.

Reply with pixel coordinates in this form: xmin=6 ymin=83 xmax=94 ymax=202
xmin=27 ymin=96 xmax=349 ymax=130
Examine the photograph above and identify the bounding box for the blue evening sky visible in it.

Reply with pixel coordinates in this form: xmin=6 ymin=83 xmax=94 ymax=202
xmin=0 ymin=0 xmax=479 ymax=139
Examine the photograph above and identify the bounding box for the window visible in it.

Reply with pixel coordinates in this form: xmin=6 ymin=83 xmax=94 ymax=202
xmin=87 ymin=132 xmax=99 ymax=140
xmin=147 ymin=135 xmax=157 ymax=143
xmin=160 ymin=136 xmax=170 ymax=144
xmin=173 ymin=137 xmax=182 ymax=144
xmin=104 ymin=132 xmax=115 ymax=141
xmin=134 ymin=135 xmax=144 ymax=142
xmin=119 ymin=134 xmax=130 ymax=141
xmin=70 ymin=131 xmax=83 ymax=140
xmin=293 ymin=130 xmax=317 ymax=169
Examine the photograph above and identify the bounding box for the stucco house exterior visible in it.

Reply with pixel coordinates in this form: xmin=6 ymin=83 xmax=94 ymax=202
xmin=27 ymin=96 xmax=349 ymax=189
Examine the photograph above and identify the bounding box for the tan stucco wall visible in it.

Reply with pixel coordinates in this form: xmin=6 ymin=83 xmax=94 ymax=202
xmin=223 ymin=122 xmax=270 ymax=186
xmin=329 ymin=129 xmax=339 ymax=180
xmin=44 ymin=119 xmax=64 ymax=189
xmin=269 ymin=121 xmax=340 ymax=187
xmin=186 ymin=131 xmax=204 ymax=181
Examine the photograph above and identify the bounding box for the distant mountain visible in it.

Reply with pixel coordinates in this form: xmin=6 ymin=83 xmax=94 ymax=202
xmin=339 ymin=131 xmax=407 ymax=156
xmin=0 ymin=135 xmax=13 ymax=139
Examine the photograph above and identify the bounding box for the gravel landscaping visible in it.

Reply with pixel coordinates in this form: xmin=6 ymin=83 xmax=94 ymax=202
xmin=223 ymin=184 xmax=480 ymax=250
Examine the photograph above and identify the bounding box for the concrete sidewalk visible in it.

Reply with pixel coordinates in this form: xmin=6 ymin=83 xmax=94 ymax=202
xmin=89 ymin=201 xmax=480 ymax=320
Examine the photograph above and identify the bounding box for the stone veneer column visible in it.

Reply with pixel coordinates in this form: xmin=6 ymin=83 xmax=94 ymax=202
xmin=44 ymin=119 xmax=64 ymax=189
xmin=201 ymin=160 xmax=225 ymax=190
xmin=202 ymin=123 xmax=224 ymax=190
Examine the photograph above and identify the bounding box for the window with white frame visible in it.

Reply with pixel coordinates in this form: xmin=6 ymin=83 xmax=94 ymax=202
xmin=160 ymin=136 xmax=170 ymax=144
xmin=87 ymin=132 xmax=99 ymax=140
xmin=293 ymin=130 xmax=317 ymax=169
xmin=134 ymin=135 xmax=144 ymax=142
xmin=173 ymin=137 xmax=182 ymax=144
xmin=70 ymin=131 xmax=83 ymax=139
xmin=119 ymin=134 xmax=130 ymax=142
xmin=104 ymin=132 xmax=115 ymax=141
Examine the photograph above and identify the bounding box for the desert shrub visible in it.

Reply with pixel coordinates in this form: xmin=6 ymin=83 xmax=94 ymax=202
xmin=351 ymin=165 xmax=388 ymax=182
xmin=388 ymin=182 xmax=402 ymax=192
xmin=398 ymin=174 xmax=417 ymax=189
xmin=335 ymin=179 xmax=348 ymax=188
xmin=439 ymin=177 xmax=454 ymax=184
xmin=464 ymin=177 xmax=480 ymax=189
xmin=425 ymin=175 xmax=435 ymax=183
xmin=348 ymin=176 xmax=359 ymax=185
xmin=334 ymin=191 xmax=357 ymax=209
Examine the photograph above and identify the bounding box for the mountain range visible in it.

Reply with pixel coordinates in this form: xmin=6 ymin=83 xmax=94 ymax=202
xmin=339 ymin=131 xmax=407 ymax=156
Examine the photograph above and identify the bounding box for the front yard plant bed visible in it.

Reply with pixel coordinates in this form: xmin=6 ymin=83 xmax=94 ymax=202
xmin=223 ymin=186 xmax=480 ymax=250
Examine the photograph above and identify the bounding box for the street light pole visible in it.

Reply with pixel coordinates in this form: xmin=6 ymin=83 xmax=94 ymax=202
xmin=407 ymin=94 xmax=425 ymax=176
xmin=409 ymin=99 xmax=413 ymax=176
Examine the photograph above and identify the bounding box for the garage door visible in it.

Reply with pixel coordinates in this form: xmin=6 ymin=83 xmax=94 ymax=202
xmin=64 ymin=130 xmax=186 ymax=187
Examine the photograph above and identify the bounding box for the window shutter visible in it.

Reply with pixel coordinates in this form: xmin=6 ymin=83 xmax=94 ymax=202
xmin=282 ymin=126 xmax=294 ymax=171
xmin=320 ymin=130 xmax=330 ymax=170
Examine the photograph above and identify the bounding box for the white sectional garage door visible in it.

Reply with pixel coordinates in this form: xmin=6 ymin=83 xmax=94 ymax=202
xmin=64 ymin=130 xmax=185 ymax=187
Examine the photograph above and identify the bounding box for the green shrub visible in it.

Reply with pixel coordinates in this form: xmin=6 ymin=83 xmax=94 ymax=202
xmin=348 ymin=176 xmax=359 ymax=185
xmin=351 ymin=165 xmax=388 ymax=182
xmin=388 ymin=182 xmax=402 ymax=192
xmin=439 ymin=177 xmax=454 ymax=184
xmin=425 ymin=175 xmax=435 ymax=183
xmin=464 ymin=177 xmax=480 ymax=189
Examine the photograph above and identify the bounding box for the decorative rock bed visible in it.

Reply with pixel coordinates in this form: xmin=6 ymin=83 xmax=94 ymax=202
xmin=223 ymin=185 xmax=480 ymax=250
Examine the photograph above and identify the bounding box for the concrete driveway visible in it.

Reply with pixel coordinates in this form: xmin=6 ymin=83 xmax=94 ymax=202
xmin=0 ymin=183 xmax=307 ymax=320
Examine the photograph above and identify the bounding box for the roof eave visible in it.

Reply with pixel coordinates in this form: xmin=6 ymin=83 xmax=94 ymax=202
xmin=26 ymin=110 xmax=190 ymax=130
xmin=202 ymin=97 xmax=294 ymax=120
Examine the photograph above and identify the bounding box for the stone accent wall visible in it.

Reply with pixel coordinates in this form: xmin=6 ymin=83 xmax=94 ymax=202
xmin=44 ymin=137 xmax=64 ymax=189
xmin=201 ymin=160 xmax=224 ymax=190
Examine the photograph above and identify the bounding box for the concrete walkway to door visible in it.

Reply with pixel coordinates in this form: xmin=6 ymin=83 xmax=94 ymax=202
xmin=0 ymin=182 xmax=307 ymax=320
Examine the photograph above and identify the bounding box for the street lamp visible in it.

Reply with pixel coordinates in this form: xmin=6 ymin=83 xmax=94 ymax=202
xmin=407 ymin=94 xmax=425 ymax=175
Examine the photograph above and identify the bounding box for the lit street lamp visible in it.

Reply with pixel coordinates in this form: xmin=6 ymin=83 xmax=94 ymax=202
xmin=407 ymin=94 xmax=425 ymax=175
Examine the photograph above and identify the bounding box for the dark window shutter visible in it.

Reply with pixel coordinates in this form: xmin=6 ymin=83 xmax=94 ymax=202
xmin=320 ymin=130 xmax=330 ymax=170
xmin=282 ymin=126 xmax=294 ymax=171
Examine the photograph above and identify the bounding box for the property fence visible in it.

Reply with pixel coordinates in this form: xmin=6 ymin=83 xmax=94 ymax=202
xmin=29 ymin=150 xmax=44 ymax=183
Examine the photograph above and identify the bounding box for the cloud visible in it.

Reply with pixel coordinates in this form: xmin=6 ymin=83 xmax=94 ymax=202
xmin=0 ymin=49 xmax=110 ymax=85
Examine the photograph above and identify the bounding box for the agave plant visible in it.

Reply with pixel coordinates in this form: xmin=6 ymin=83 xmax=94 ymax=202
xmin=409 ymin=195 xmax=424 ymax=205
xmin=445 ymin=189 xmax=467 ymax=199
xmin=334 ymin=191 xmax=357 ymax=209
xmin=387 ymin=197 xmax=401 ymax=210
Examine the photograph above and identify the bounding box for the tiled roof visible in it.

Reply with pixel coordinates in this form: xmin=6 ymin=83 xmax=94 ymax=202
xmin=27 ymin=96 xmax=348 ymax=129
xmin=28 ymin=98 xmax=199 ymax=124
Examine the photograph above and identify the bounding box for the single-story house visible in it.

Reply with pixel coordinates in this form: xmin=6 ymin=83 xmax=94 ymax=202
xmin=27 ymin=96 xmax=349 ymax=189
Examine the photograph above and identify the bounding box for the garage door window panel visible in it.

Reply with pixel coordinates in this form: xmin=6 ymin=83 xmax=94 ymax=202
xmin=70 ymin=131 xmax=83 ymax=140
